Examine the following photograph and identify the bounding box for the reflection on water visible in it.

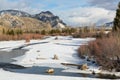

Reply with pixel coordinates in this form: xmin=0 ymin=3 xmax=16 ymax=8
xmin=5 ymin=65 xmax=120 ymax=79
xmin=5 ymin=66 xmax=94 ymax=78
xmin=96 ymin=73 xmax=120 ymax=79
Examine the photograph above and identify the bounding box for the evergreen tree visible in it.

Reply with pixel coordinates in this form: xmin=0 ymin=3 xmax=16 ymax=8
xmin=41 ymin=30 xmax=46 ymax=35
xmin=10 ymin=29 xmax=15 ymax=35
xmin=2 ymin=28 xmax=5 ymax=34
xmin=113 ymin=2 xmax=120 ymax=31
xmin=16 ymin=29 xmax=23 ymax=35
xmin=6 ymin=29 xmax=15 ymax=35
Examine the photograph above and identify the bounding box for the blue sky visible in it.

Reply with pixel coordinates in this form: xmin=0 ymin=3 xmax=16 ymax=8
xmin=31 ymin=0 xmax=87 ymax=10
xmin=0 ymin=0 xmax=119 ymax=26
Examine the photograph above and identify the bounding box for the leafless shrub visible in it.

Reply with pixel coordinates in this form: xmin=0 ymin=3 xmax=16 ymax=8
xmin=78 ymin=32 xmax=120 ymax=71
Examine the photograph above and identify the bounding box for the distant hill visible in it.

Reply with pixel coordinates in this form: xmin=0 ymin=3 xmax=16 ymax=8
xmin=105 ymin=22 xmax=113 ymax=27
xmin=0 ymin=14 xmax=51 ymax=31
xmin=0 ymin=10 xmax=66 ymax=28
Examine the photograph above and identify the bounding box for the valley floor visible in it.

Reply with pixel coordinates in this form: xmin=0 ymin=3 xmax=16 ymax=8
xmin=0 ymin=36 xmax=119 ymax=80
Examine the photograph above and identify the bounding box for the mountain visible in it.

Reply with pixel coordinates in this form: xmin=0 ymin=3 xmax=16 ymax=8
xmin=34 ymin=11 xmax=66 ymax=28
xmin=0 ymin=10 xmax=31 ymax=17
xmin=0 ymin=10 xmax=66 ymax=28
xmin=105 ymin=22 xmax=113 ymax=27
xmin=0 ymin=14 xmax=51 ymax=30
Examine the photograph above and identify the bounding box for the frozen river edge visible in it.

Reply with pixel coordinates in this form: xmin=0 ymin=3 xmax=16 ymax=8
xmin=0 ymin=36 xmax=120 ymax=80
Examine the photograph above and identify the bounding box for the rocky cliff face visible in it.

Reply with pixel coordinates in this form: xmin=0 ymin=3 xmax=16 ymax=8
xmin=0 ymin=10 xmax=66 ymax=28
xmin=34 ymin=11 xmax=66 ymax=28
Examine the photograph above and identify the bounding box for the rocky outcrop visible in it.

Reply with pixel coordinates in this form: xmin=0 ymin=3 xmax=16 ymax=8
xmin=53 ymin=54 xmax=59 ymax=60
xmin=78 ymin=63 xmax=89 ymax=70
xmin=46 ymin=68 xmax=54 ymax=73
xmin=0 ymin=14 xmax=24 ymax=27
xmin=33 ymin=11 xmax=66 ymax=28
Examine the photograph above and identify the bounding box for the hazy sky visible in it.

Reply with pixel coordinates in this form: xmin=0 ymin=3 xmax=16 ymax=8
xmin=0 ymin=0 xmax=119 ymax=26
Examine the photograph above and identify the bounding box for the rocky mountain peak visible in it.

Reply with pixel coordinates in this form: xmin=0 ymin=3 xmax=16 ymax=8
xmin=34 ymin=11 xmax=66 ymax=28
xmin=39 ymin=11 xmax=54 ymax=17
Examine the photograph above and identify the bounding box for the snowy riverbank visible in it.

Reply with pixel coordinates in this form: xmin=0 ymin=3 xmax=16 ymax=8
xmin=0 ymin=36 xmax=120 ymax=80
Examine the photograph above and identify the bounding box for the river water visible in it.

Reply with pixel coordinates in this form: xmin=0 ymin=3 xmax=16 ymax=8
xmin=0 ymin=46 xmax=119 ymax=79
xmin=0 ymin=49 xmax=27 ymax=63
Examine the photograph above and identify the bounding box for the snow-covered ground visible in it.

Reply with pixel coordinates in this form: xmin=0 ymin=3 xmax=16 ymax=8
xmin=0 ymin=36 xmax=119 ymax=80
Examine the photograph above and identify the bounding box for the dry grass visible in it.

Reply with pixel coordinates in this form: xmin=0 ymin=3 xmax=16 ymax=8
xmin=0 ymin=33 xmax=44 ymax=41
